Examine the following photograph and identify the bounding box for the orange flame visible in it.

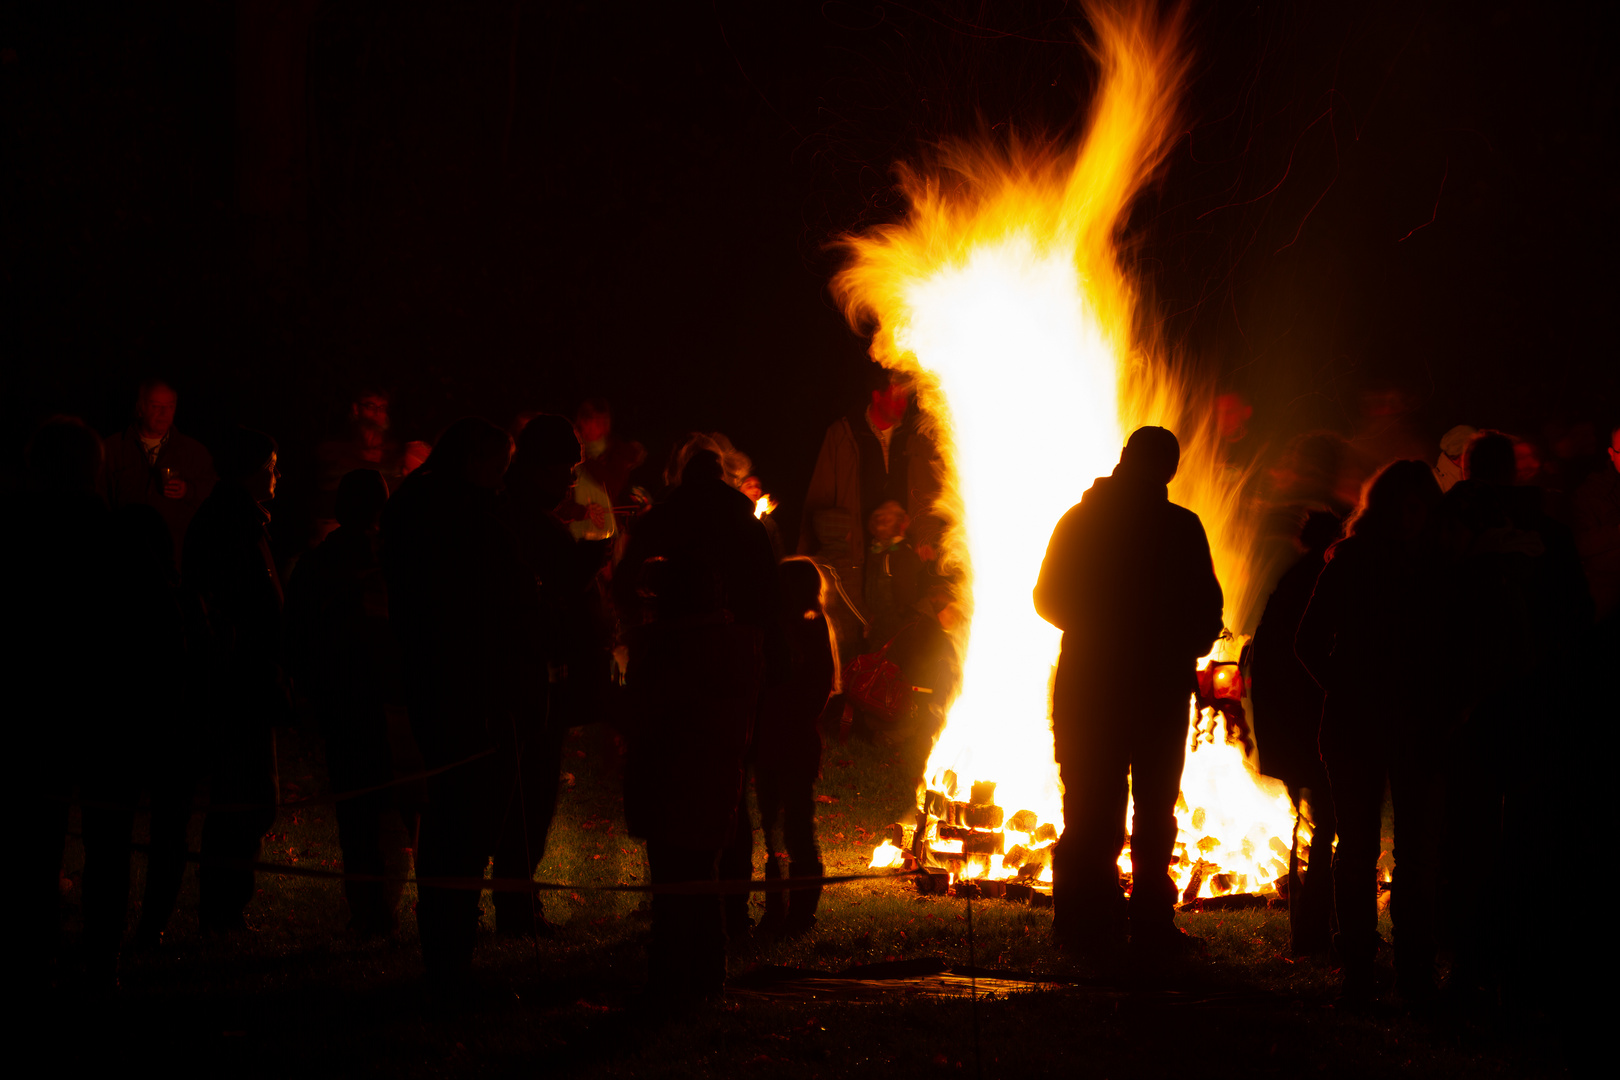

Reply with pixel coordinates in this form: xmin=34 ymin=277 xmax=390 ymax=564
xmin=835 ymin=1 xmax=1294 ymax=895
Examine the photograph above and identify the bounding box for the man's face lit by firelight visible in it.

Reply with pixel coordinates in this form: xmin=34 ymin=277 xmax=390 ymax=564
xmin=869 ymin=383 xmax=910 ymax=430
xmin=353 ymin=395 xmax=390 ymax=434
xmin=249 ymin=451 xmax=279 ymax=505
xmin=1609 ymin=428 xmax=1619 ymax=475
xmin=137 ymin=385 xmax=177 ymax=438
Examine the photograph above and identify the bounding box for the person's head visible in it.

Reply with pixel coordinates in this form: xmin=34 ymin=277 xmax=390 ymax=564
xmin=740 ymin=475 xmax=763 ymax=501
xmin=665 ymin=432 xmax=748 ymax=488
xmin=575 ymin=398 xmax=612 ymax=444
xmin=510 ymin=413 xmax=582 ymax=498
xmin=135 ymin=380 xmax=178 ymax=439
xmin=1117 ymin=425 xmax=1180 ymax=486
xmin=868 ymin=373 xmax=912 ymax=430
xmin=681 ymin=449 xmax=724 ymax=486
xmin=350 ymin=389 xmax=391 ymax=437
xmin=217 ymin=426 xmax=279 ymax=504
xmin=779 ymin=557 xmax=827 ymax=617
xmin=1462 ymin=429 xmax=1516 ymax=487
xmin=335 ymin=468 xmax=389 ymax=532
xmin=1297 ymin=510 xmax=1342 ymax=555
xmin=1438 ymin=424 xmax=1477 ymax=465
xmin=26 ymin=415 xmax=103 ymax=494
xmin=421 ymin=417 xmax=513 ymax=489
xmin=1342 ymin=459 xmax=1441 ymax=546
xmin=1512 ymin=438 xmax=1542 ymax=485
xmin=868 ymin=499 xmax=910 ymax=544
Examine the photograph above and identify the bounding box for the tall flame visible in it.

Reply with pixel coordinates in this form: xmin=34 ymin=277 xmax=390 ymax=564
xmin=835 ymin=2 xmax=1294 ymax=894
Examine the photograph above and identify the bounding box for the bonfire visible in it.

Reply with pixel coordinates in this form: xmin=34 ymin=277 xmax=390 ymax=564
xmin=844 ymin=1 xmax=1299 ymax=902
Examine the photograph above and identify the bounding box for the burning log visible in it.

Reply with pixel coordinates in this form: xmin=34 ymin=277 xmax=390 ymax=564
xmin=969 ymin=781 xmax=997 ymax=806
xmin=1007 ymin=809 xmax=1039 ymax=833
xmin=963 ymin=804 xmax=1004 ymax=830
xmin=882 ymin=822 xmax=916 ymax=851
xmin=1181 ymin=859 xmax=1213 ymax=903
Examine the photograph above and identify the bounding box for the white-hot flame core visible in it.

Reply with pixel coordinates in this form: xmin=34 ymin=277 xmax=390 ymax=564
xmin=903 ymin=238 xmax=1123 ymax=830
xmin=754 ymin=494 xmax=776 ymax=519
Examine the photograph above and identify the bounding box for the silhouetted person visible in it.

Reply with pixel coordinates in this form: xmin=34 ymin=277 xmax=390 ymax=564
xmin=755 ymin=559 xmax=838 ymax=937
xmin=381 ymin=418 xmax=539 ymax=983
xmin=79 ymin=503 xmax=204 ymax=980
xmin=103 ymin=379 xmax=217 ymax=568
xmin=494 ymin=414 xmax=612 ymax=936
xmin=184 ymin=426 xmax=288 ymax=934
xmin=1250 ymin=510 xmax=1342 ymax=956
xmin=1441 ymin=430 xmax=1591 ymax=1006
xmin=570 ymin=397 xmax=646 ymax=540
xmin=286 ymin=468 xmax=405 ymax=937
xmin=615 ymin=449 xmax=779 ymax=998
xmin=1034 ymin=426 xmax=1224 ymax=959
xmin=1296 ymin=460 xmax=1451 ymax=1004
xmin=10 ymin=417 xmax=112 ymax=986
xmin=799 ymin=368 xmax=941 ymax=612
xmin=1572 ymin=424 xmax=1620 ymax=623
xmin=313 ymin=388 xmax=428 ymax=545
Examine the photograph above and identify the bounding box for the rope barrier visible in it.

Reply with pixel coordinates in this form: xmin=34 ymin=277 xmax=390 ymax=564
xmin=113 ymin=838 xmax=927 ymax=895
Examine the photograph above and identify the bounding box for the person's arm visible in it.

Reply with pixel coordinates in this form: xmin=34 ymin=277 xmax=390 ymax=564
xmin=1184 ymin=516 xmax=1226 ymax=657
xmin=1033 ymin=504 xmax=1083 ymax=631
xmin=1293 ymin=556 xmax=1345 ymax=692
xmin=188 ymin=437 xmax=217 ymax=511
xmin=797 ymin=421 xmax=845 ymax=555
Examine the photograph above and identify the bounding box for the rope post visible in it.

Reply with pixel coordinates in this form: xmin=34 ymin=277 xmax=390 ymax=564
xmin=965 ymin=887 xmax=983 ymax=1080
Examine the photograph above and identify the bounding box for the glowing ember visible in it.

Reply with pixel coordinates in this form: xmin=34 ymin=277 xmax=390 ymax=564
xmin=835 ymin=1 xmax=1294 ymax=895
xmin=754 ymin=494 xmax=777 ymax=519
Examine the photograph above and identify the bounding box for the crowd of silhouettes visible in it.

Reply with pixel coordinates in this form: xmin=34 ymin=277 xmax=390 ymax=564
xmin=12 ymin=372 xmax=1616 ymax=1019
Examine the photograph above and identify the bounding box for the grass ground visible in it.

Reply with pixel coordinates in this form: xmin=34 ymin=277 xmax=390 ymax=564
xmin=44 ymin=721 xmax=1574 ymax=1078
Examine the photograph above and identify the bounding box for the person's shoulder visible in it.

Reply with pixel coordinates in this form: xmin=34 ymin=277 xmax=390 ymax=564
xmin=1162 ymin=498 xmax=1207 ymax=534
xmin=169 ymin=428 xmax=210 ymax=453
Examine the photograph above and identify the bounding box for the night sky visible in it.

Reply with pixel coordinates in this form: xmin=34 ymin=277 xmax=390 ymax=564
xmin=5 ymin=0 xmax=1615 ymax=549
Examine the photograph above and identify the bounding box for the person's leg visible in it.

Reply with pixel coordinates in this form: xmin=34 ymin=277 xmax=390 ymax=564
xmin=19 ymin=754 xmax=73 ymax=987
xmin=199 ymin=723 xmax=277 ymax=931
xmin=416 ymin=762 xmax=491 ymax=981
xmin=1126 ymin=689 xmax=1191 ymax=947
xmin=646 ymin=842 xmax=725 ymax=999
xmin=754 ymin=764 xmax=788 ymax=931
xmin=1390 ymin=753 xmax=1444 ymax=1000
xmin=717 ymin=774 xmax=755 ymax=939
xmin=491 ymin=712 xmax=564 ymax=935
xmin=1444 ymin=698 xmax=1508 ymax=997
xmin=1321 ymin=716 xmax=1386 ymax=993
xmin=79 ymin=765 xmax=138 ymax=978
xmin=780 ymin=766 xmax=824 ymax=931
xmin=1292 ymin=766 xmax=1337 ymax=955
xmin=1051 ymin=656 xmax=1131 ymax=951
xmin=135 ymin=754 xmax=197 ymax=944
xmin=325 ymin=701 xmax=389 ymax=933
xmin=1054 ymin=732 xmax=1129 ymax=949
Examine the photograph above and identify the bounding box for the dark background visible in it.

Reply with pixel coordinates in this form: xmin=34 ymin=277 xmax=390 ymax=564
xmin=4 ymin=0 xmax=1614 ymax=551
